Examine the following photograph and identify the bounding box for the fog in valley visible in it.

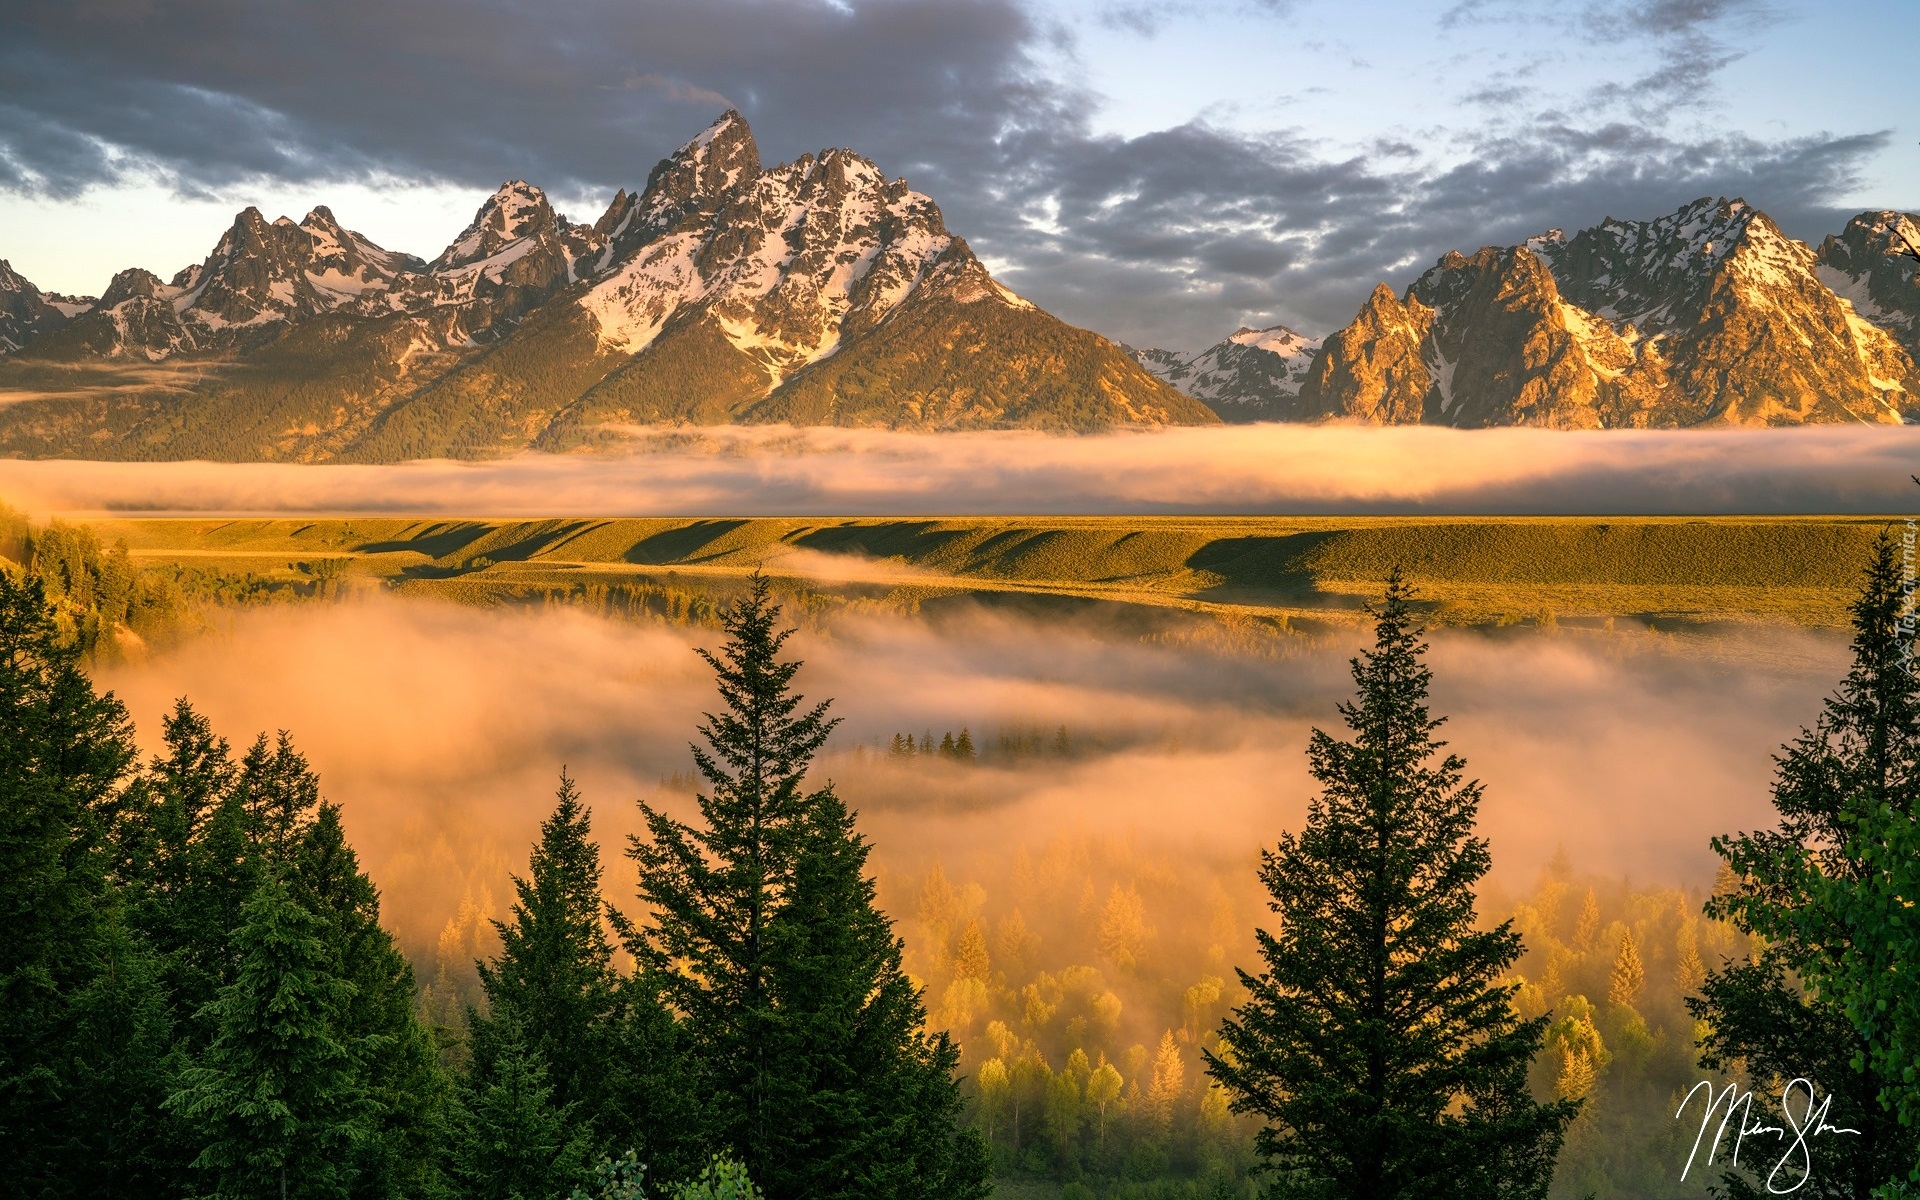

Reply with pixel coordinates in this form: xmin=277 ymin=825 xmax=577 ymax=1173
xmin=93 ymin=593 xmax=1844 ymax=966
xmin=7 ymin=423 xmax=1918 ymax=517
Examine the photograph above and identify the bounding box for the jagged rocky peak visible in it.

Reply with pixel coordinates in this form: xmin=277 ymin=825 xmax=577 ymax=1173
xmin=0 ymin=259 xmax=37 ymax=295
xmin=1300 ymin=195 xmax=1915 ymax=427
xmin=99 ymin=267 xmax=170 ymax=307
xmin=640 ymin=109 xmax=761 ymax=219
xmin=299 ymin=205 xmax=423 ymax=283
xmin=578 ymin=113 xmax=976 ymax=376
xmin=171 ymin=205 xmax=330 ymax=327
xmin=0 ymin=259 xmax=69 ymax=354
xmin=1816 ymin=209 xmax=1920 ymax=351
xmin=1538 ymin=196 xmax=1804 ymax=329
xmin=432 ymin=181 xmax=562 ymax=270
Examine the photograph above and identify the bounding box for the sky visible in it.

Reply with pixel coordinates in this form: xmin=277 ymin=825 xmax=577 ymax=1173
xmin=0 ymin=0 xmax=1913 ymax=352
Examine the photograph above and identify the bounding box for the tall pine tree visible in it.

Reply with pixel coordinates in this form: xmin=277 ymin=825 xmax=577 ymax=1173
xmin=473 ymin=771 xmax=689 ymax=1175
xmin=627 ymin=577 xmax=988 ymax=1199
xmin=1697 ymin=529 xmax=1919 ymax=1195
xmin=0 ymin=569 xmax=172 ymax=1194
xmin=166 ymin=871 xmax=371 ymax=1200
xmin=758 ymin=790 xmax=990 ymax=1200
xmin=118 ymin=700 xmax=248 ymax=1030
xmin=294 ymin=801 xmax=450 ymax=1199
xmin=626 ymin=578 xmax=837 ymax=1177
xmin=1208 ymin=574 xmax=1574 ymax=1200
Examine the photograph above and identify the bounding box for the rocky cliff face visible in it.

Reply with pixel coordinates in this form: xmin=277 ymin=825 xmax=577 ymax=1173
xmin=1816 ymin=210 xmax=1920 ymax=359
xmin=0 ymin=260 xmax=70 ymax=354
xmin=0 ymin=110 xmax=1208 ymax=461
xmin=1299 ymin=198 xmax=1917 ymax=427
xmin=1130 ymin=326 xmax=1321 ymax=422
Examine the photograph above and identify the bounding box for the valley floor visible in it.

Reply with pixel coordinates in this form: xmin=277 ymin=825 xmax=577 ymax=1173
xmin=97 ymin=512 xmax=1892 ymax=631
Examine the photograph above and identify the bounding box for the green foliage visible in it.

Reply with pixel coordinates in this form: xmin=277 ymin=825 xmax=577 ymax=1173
xmin=14 ymin=517 xmax=187 ymax=660
xmin=0 ymin=567 xmax=149 ymax=1189
xmin=668 ymin=1155 xmax=764 ymax=1200
xmin=626 ymin=576 xmax=989 ymax=1199
xmin=624 ymin=575 xmax=842 ymax=1174
xmin=164 ymin=872 xmax=372 ymax=1199
xmin=1208 ymin=574 xmax=1576 ymax=1199
xmin=1703 ymin=528 xmax=1920 ymax=1192
xmin=567 ymin=1150 xmax=648 ymax=1200
xmin=471 ymin=771 xmax=692 ymax=1176
xmin=760 ymin=788 xmax=992 ymax=1199
xmin=114 ymin=694 xmax=451 ymax=1197
xmin=454 ymin=1001 xmax=590 ymax=1200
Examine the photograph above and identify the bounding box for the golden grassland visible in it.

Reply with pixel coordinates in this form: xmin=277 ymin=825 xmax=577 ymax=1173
xmin=89 ymin=513 xmax=1897 ymax=628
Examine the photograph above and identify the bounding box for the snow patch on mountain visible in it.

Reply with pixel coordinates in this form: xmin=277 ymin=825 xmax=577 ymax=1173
xmin=578 ymin=127 xmax=971 ymax=390
xmin=1131 ymin=324 xmax=1322 ymax=420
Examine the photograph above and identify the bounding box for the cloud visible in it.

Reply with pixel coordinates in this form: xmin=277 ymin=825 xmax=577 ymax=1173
xmin=0 ymin=0 xmax=1887 ymax=349
xmin=3 ymin=425 xmax=1916 ymax=518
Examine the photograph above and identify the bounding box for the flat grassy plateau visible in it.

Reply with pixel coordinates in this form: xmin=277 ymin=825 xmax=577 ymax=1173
xmin=96 ymin=514 xmax=1896 ymax=631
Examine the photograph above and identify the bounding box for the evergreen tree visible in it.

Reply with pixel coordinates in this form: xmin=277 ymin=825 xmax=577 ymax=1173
xmin=166 ymin=872 xmax=372 ymax=1200
xmin=120 ymin=700 xmax=247 ymax=1025
xmin=626 ymin=577 xmax=838 ymax=1176
xmin=1695 ymin=530 xmax=1918 ymax=1196
xmin=0 ymin=569 xmax=151 ymax=1191
xmin=1208 ymin=574 xmax=1575 ymax=1200
xmin=53 ymin=913 xmax=188 ymax=1196
xmin=627 ymin=577 xmax=987 ymax=1199
xmin=294 ymin=801 xmax=451 ymax=1198
xmin=453 ymin=1001 xmax=589 ymax=1200
xmin=758 ymin=790 xmax=990 ymax=1200
xmin=478 ymin=772 xmax=622 ymax=1126
xmin=239 ymin=732 xmax=322 ymax=860
xmin=476 ymin=772 xmax=687 ymax=1173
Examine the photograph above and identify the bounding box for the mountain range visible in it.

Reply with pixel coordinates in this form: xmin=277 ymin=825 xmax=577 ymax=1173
xmin=0 ymin=111 xmax=1213 ymax=461
xmin=1133 ymin=201 xmax=1919 ymax=427
xmin=0 ymin=110 xmax=1914 ymax=461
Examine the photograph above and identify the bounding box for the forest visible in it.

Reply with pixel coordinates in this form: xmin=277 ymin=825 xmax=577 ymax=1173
xmin=2 ymin=507 xmax=1918 ymax=1199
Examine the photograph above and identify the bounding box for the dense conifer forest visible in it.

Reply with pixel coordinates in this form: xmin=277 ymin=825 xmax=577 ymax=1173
xmin=2 ymin=519 xmax=1918 ymax=1198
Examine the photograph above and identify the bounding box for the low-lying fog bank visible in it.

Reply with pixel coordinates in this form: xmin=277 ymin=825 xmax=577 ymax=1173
xmin=9 ymin=423 xmax=1918 ymax=517
xmin=94 ymin=592 xmax=1847 ymax=957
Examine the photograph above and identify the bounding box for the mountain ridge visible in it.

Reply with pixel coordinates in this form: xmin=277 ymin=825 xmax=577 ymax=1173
xmin=0 ymin=110 xmax=1213 ymax=461
xmin=1134 ymin=197 xmax=1919 ymax=427
xmin=4 ymin=159 xmax=1916 ymax=453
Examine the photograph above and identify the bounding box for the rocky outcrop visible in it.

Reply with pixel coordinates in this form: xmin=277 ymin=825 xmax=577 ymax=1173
xmin=0 ymin=109 xmax=1208 ymax=460
xmin=1130 ymin=326 xmax=1321 ymax=422
xmin=1302 ymin=198 xmax=1916 ymax=426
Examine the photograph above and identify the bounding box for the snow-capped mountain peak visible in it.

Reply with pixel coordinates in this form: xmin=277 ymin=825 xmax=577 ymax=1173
xmin=1299 ymin=197 xmax=1919 ymax=427
xmin=1131 ymin=323 xmax=1323 ymax=420
xmin=432 ymin=181 xmax=560 ymax=272
xmin=577 ymin=110 xmax=996 ymax=389
xmin=0 ymin=259 xmax=69 ymax=353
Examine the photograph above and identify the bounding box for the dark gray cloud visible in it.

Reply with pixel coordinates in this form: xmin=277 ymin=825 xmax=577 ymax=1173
xmin=0 ymin=0 xmax=1890 ymax=350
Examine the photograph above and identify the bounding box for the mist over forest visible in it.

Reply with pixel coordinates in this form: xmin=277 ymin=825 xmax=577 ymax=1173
xmin=92 ymin=593 xmax=1843 ymax=951
xmin=72 ymin=585 xmax=1850 ymax=1196
xmin=5 ymin=491 xmax=1908 ymax=1198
